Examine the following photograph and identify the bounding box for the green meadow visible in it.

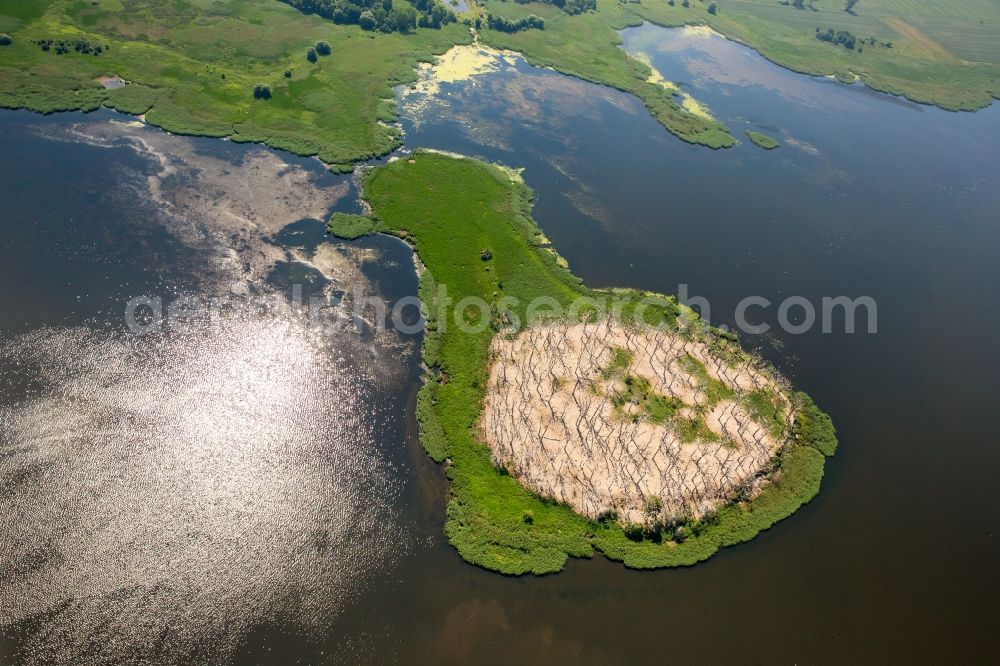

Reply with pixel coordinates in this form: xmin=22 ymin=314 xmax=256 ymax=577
xmin=361 ymin=152 xmax=837 ymax=574
xmin=0 ymin=0 xmax=469 ymax=164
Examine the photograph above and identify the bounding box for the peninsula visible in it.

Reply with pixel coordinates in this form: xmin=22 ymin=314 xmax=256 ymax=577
xmin=354 ymin=152 xmax=837 ymax=573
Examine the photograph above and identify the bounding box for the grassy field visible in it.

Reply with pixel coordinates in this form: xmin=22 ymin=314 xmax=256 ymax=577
xmin=0 ymin=0 xmax=470 ymax=164
xmin=362 ymin=151 xmax=837 ymax=574
xmin=629 ymin=0 xmax=1000 ymax=110
xmin=479 ymin=0 xmax=735 ymax=148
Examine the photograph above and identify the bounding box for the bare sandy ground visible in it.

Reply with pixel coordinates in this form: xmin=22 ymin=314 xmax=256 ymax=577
xmin=480 ymin=319 xmax=793 ymax=526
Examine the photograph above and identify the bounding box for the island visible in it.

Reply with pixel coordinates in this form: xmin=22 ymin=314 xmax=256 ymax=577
xmin=359 ymin=151 xmax=837 ymax=574
xmin=746 ymin=130 xmax=780 ymax=149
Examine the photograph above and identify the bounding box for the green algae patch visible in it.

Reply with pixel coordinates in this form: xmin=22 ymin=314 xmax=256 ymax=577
xmin=746 ymin=130 xmax=779 ymax=150
xmin=362 ymin=151 xmax=837 ymax=575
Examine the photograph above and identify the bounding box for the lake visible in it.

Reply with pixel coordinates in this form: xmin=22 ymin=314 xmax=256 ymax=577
xmin=2 ymin=22 xmax=999 ymax=663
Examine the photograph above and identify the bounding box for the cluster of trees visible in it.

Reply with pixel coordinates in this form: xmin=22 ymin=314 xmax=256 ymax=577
xmin=279 ymin=0 xmax=455 ymax=33
xmin=0 ymin=34 xmax=11 ymax=46
xmin=816 ymin=28 xmax=857 ymax=49
xmin=779 ymin=0 xmax=816 ymax=9
xmin=486 ymin=12 xmax=544 ymax=32
xmin=815 ymin=27 xmax=891 ymax=50
xmin=32 ymin=38 xmax=106 ymax=56
xmin=511 ymin=0 xmax=594 ymax=15
xmin=783 ymin=0 xmax=861 ymax=9
xmin=307 ymin=40 xmax=332 ymax=62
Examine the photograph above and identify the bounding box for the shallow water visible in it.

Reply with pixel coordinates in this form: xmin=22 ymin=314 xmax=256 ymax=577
xmin=0 ymin=112 xmax=425 ymax=664
xmin=1 ymin=21 xmax=999 ymax=664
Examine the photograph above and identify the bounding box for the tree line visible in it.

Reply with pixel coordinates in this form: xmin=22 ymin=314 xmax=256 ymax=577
xmin=815 ymin=27 xmax=892 ymax=51
xmin=279 ymin=0 xmax=456 ymax=33
xmin=510 ymin=0 xmax=595 ymax=16
xmin=486 ymin=13 xmax=545 ymax=32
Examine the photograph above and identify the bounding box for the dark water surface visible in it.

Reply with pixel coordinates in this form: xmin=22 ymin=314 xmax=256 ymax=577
xmin=1 ymin=22 xmax=999 ymax=664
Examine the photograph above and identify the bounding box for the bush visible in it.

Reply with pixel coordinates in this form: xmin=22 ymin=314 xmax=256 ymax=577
xmin=315 ymin=41 xmax=331 ymax=56
xmin=252 ymin=83 xmax=272 ymax=100
xmin=0 ymin=34 xmax=12 ymax=47
xmin=284 ymin=69 xmax=292 ymax=78
xmin=707 ymin=1 xmax=718 ymax=14
xmin=306 ymin=47 xmax=317 ymax=63
xmin=624 ymin=522 xmax=645 ymax=541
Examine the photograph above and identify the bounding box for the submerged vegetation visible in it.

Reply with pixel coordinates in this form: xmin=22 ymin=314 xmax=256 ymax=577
xmin=361 ymin=152 xmax=837 ymax=574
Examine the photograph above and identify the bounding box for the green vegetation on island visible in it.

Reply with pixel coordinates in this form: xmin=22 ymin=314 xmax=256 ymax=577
xmin=360 ymin=151 xmax=837 ymax=574
xmin=746 ymin=130 xmax=779 ymax=149
xmin=326 ymin=211 xmax=384 ymax=239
